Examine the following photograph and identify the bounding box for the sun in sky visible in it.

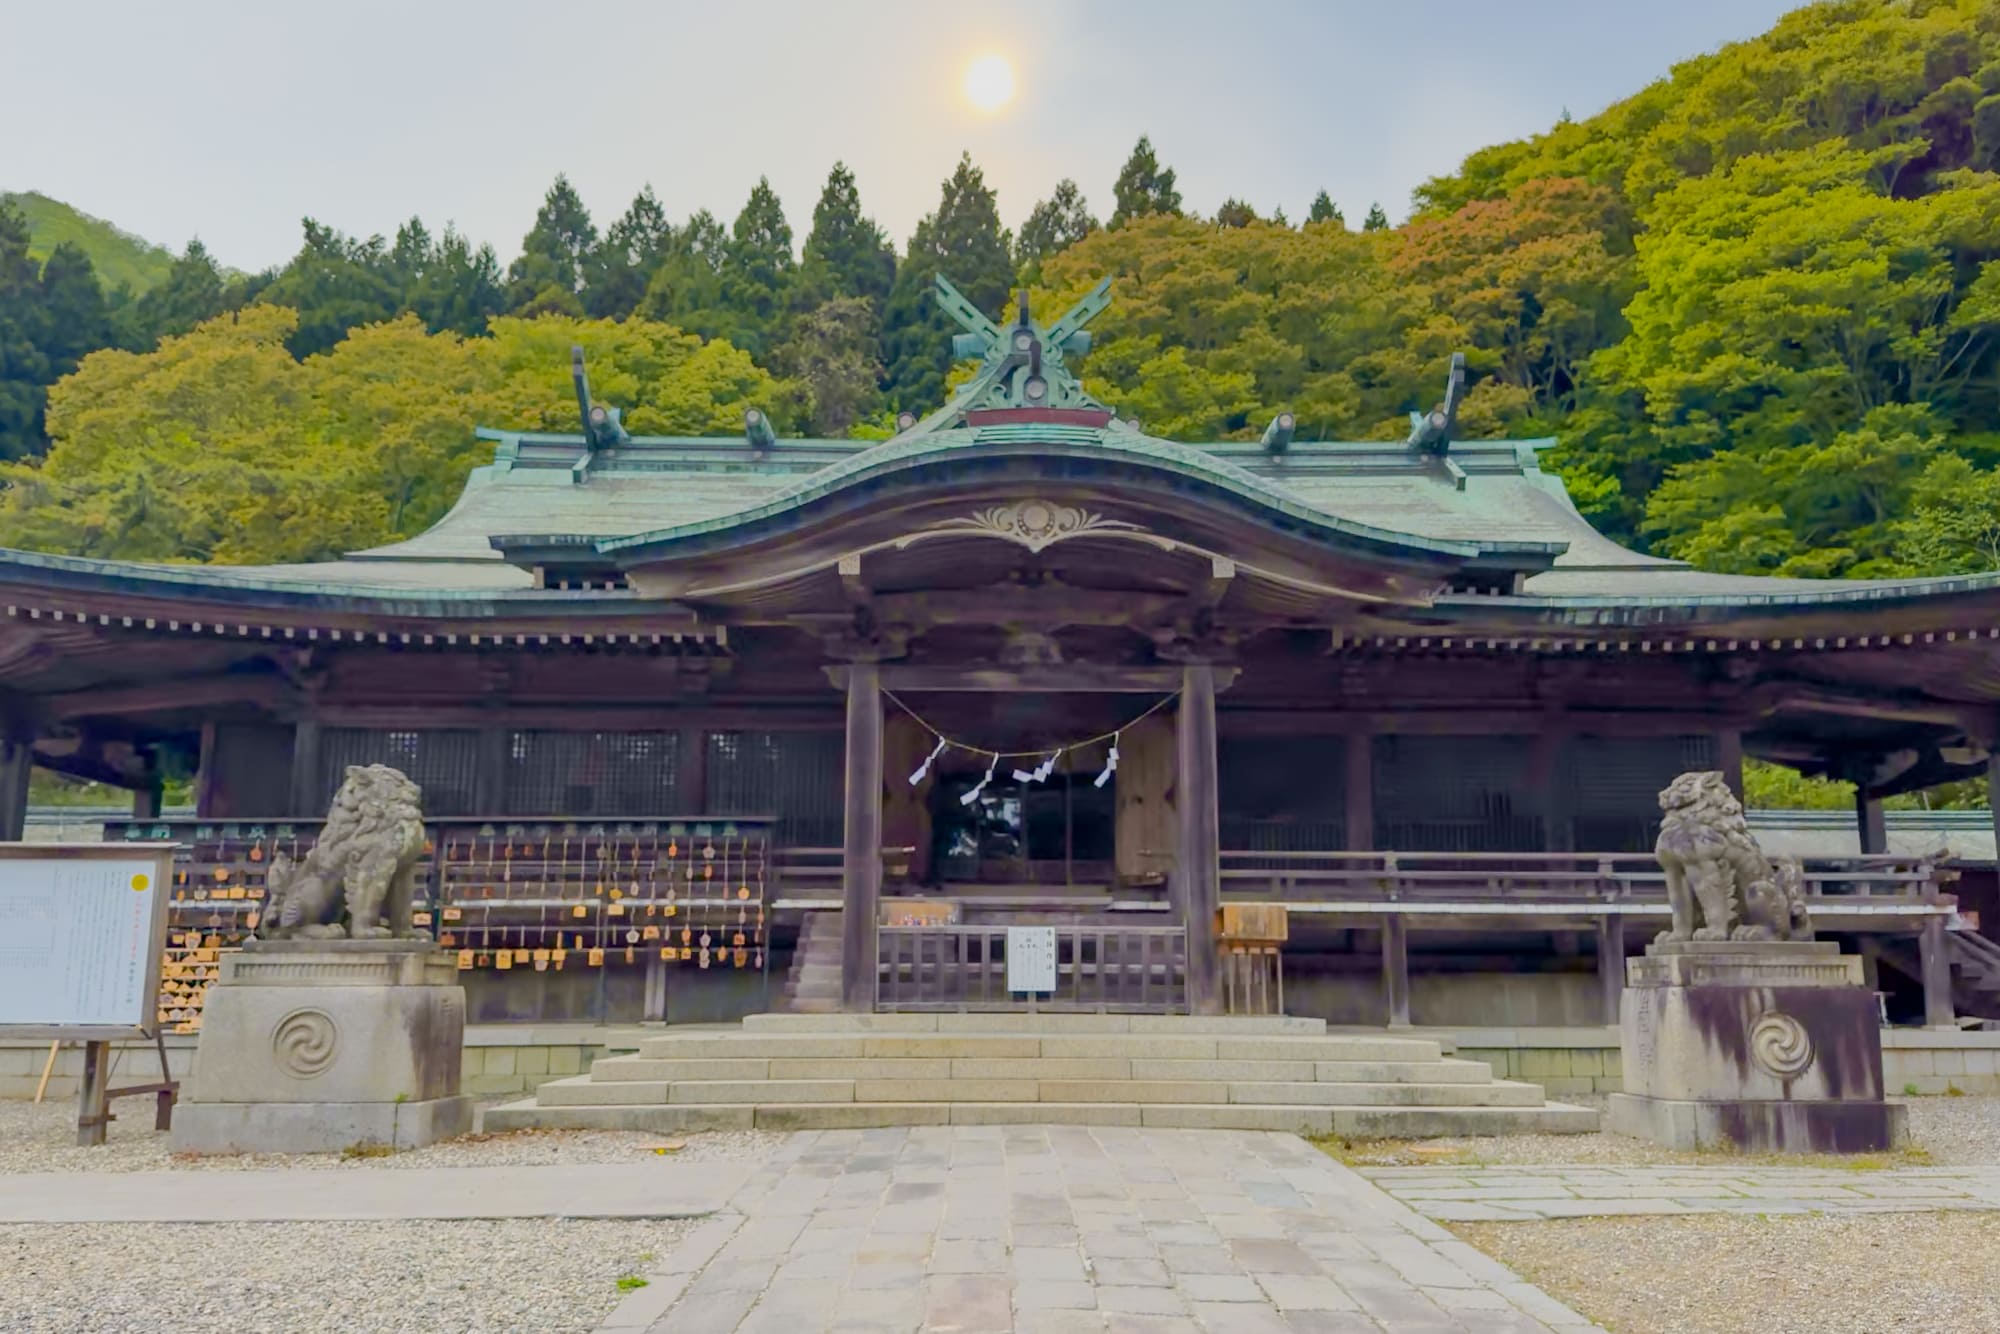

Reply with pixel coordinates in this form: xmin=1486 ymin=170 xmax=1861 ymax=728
xmin=963 ymin=54 xmax=1017 ymax=113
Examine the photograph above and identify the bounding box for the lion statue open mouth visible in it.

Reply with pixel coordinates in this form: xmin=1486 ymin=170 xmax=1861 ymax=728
xmin=1654 ymin=770 xmax=1812 ymax=946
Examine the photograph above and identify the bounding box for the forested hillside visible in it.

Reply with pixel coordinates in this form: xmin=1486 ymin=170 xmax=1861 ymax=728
xmin=5 ymin=0 xmax=2000 ymax=596
xmin=6 ymin=191 xmax=178 ymax=293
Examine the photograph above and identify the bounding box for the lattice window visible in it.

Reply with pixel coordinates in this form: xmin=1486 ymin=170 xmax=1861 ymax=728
xmin=1373 ymin=735 xmax=1542 ymax=852
xmin=504 ymin=731 xmax=682 ymax=817
xmin=707 ymin=730 xmax=843 ymax=846
xmin=1219 ymin=735 xmax=1346 ymax=852
xmin=1566 ymin=735 xmax=1718 ymax=852
xmin=316 ymin=728 xmax=481 ymax=816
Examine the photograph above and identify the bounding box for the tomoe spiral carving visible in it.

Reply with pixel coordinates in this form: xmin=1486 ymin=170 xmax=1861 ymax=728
xmin=1749 ymin=1011 xmax=1814 ymax=1079
xmin=272 ymin=1008 xmax=338 ymax=1078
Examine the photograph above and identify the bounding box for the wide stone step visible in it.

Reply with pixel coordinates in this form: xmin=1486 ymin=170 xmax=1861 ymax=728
xmin=551 ymin=1073 xmax=1543 ymax=1108
xmin=1126 ymin=1058 xmax=1493 ymax=1085
xmin=631 ymin=1031 xmax=1448 ymax=1063
xmin=482 ymin=1097 xmax=1599 ymax=1136
xmin=1225 ymin=1080 xmax=1548 ymax=1107
xmin=738 ymin=1013 xmax=1326 ymax=1035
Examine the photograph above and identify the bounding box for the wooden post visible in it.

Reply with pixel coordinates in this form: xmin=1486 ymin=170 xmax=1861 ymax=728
xmin=840 ymin=664 xmax=883 ymax=1012
xmin=0 ymin=735 xmax=32 ymax=842
xmin=1343 ymin=732 xmax=1373 ymax=852
xmin=473 ymin=726 xmax=509 ymax=813
xmin=34 ymin=1041 xmax=59 ymax=1103
xmin=1381 ymin=915 xmax=1411 ymax=1027
xmin=1919 ymin=916 xmax=1956 ymax=1029
xmin=679 ymin=726 xmax=709 ymax=814
xmin=1596 ymin=915 xmax=1624 ymax=1024
xmin=75 ymin=1040 xmax=110 ymax=1147
xmin=288 ymin=719 xmax=322 ymax=817
xmin=1176 ymin=665 xmax=1222 ymax=1015
xmin=1533 ymin=727 xmax=1571 ymax=852
xmin=1717 ymin=729 xmax=1745 ymax=800
xmin=1855 ymin=786 xmax=1887 ymax=856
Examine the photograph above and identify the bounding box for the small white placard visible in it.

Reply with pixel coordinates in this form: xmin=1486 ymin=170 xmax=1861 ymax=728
xmin=1006 ymin=926 xmax=1056 ymax=994
xmin=0 ymin=847 xmax=172 ymax=1037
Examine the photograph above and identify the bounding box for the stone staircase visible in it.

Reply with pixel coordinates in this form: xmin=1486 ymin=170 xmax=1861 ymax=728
xmin=484 ymin=1013 xmax=1599 ymax=1136
xmin=779 ymin=911 xmax=843 ymax=1013
xmin=1870 ymin=927 xmax=2000 ymax=1020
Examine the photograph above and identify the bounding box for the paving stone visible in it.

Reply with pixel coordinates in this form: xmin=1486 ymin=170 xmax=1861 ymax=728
xmin=1188 ymin=1302 xmax=1293 ymax=1332
xmin=1252 ymin=1275 xmax=1360 ymax=1312
xmin=1227 ymin=1239 xmax=1323 ymax=1276
xmin=1094 ymin=1256 xmax=1172 ymax=1287
xmin=1016 ymin=1279 xmax=1101 ymax=1311
xmin=924 ymin=1274 xmax=1013 ymax=1332
xmin=1178 ymin=1274 xmax=1264 ymax=1303
xmin=1280 ymin=1314 xmax=1395 ymax=1333
xmin=1101 ymin=1285 xmax=1190 ymax=1315
xmin=1160 ymin=1243 xmax=1244 ymax=1275
xmin=931 ymin=1238 xmax=1008 ymax=1274
xmin=1017 ymin=1245 xmax=1091 ymax=1282
xmin=1084 ymin=1230 xmax=1161 ymax=1260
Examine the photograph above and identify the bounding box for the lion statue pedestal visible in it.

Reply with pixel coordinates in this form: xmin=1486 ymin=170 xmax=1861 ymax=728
xmin=172 ymin=766 xmax=471 ymax=1155
xmin=1606 ymin=771 xmax=1904 ymax=1153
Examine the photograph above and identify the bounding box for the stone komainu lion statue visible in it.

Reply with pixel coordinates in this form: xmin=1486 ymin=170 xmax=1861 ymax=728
xmin=259 ymin=764 xmax=427 ymax=940
xmin=1654 ymin=770 xmax=1813 ymax=945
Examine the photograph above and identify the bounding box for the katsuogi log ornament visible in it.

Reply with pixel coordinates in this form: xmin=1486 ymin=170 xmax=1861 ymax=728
xmin=259 ymin=764 xmax=427 ymax=940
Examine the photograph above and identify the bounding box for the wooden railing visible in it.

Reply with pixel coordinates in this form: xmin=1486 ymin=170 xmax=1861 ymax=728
xmin=1218 ymin=850 xmax=1947 ymax=912
xmin=876 ymin=925 xmax=1187 ymax=1012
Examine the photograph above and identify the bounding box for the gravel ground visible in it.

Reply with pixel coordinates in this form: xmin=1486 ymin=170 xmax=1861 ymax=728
xmin=0 ymin=1217 xmax=695 ymax=1333
xmin=1328 ymin=1094 xmax=1999 ymax=1168
xmin=0 ymin=1099 xmax=784 ymax=1174
xmin=1458 ymin=1212 xmax=2000 ymax=1334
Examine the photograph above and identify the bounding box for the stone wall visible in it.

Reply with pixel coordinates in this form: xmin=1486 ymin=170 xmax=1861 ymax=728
xmin=1289 ymin=972 xmax=1605 ymax=1028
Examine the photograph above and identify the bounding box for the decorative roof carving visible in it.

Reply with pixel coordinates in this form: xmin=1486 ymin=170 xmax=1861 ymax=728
xmin=925 ymin=500 xmax=1146 ymax=554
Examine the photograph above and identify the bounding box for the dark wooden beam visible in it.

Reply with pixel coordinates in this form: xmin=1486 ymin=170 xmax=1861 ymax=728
xmin=1597 ymin=915 xmax=1624 ymax=1024
xmin=1919 ymin=917 xmax=1956 ymax=1029
xmin=1176 ymin=664 xmax=1222 ymax=1015
xmin=1381 ymin=917 xmax=1411 ymax=1027
xmin=42 ymin=672 xmax=290 ymax=721
xmin=0 ymin=737 xmax=30 ymax=841
xmin=846 ymin=664 xmax=1239 ymax=694
xmin=840 ymin=663 xmax=882 ymax=1012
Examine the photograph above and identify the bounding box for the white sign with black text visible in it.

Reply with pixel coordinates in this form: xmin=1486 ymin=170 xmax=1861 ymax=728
xmin=1006 ymin=926 xmax=1057 ymax=995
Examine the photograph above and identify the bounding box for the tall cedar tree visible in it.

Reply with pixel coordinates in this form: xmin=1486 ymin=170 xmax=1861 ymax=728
xmin=506 ymin=175 xmax=597 ymax=316
xmin=779 ymin=295 xmax=884 ymax=435
xmin=1015 ymin=179 xmax=1098 ymax=280
xmin=799 ymin=163 xmax=897 ymax=311
xmin=260 ymin=218 xmax=400 ymax=357
xmin=1109 ymin=136 xmax=1182 ymax=228
xmin=588 ymin=186 xmax=673 ymax=320
xmin=130 ymin=240 xmax=230 ymax=344
xmin=718 ymin=178 xmax=796 ymax=357
xmin=882 ymin=153 xmax=1013 ymax=413
xmin=638 ymin=209 xmax=728 ymax=336
xmin=403 ymin=222 xmax=507 ymax=337
xmin=0 ymin=205 xmax=112 ymax=460
xmin=1214 ymin=199 xmax=1258 ymax=228
xmin=1362 ymin=203 xmax=1390 ymax=231
xmin=1308 ymin=191 xmax=1344 ymax=226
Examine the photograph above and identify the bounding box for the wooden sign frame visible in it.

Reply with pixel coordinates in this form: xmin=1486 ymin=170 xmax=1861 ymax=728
xmin=0 ymin=843 xmax=177 ymax=1041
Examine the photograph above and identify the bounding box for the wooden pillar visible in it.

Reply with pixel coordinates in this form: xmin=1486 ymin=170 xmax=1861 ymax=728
xmin=131 ymin=780 xmax=163 ymax=821
xmin=1855 ymin=786 xmax=1887 ymax=856
xmin=1717 ymin=728 xmax=1745 ymax=799
xmin=474 ymin=726 xmax=508 ymax=814
xmin=1381 ymin=915 xmax=1411 ymax=1027
xmin=75 ymin=1040 xmax=110 ymax=1147
xmin=1533 ymin=727 xmax=1571 ymax=852
xmin=288 ymin=719 xmax=322 ymax=817
xmin=1343 ymin=732 xmax=1373 ymax=852
xmin=1597 ymin=915 xmax=1624 ymax=1024
xmin=840 ymin=664 xmax=883 ymax=1013
xmin=193 ymin=722 xmax=220 ymax=818
xmin=679 ymin=726 xmax=709 ymax=815
xmin=1176 ymin=665 xmax=1222 ymax=1015
xmin=0 ymin=736 xmax=32 ymax=842
xmin=1919 ymin=916 xmax=1956 ymax=1029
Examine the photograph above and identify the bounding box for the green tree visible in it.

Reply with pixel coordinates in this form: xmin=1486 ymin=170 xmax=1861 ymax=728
xmin=1109 ymin=135 xmax=1182 ymax=228
xmin=506 ymin=174 xmax=597 ymax=315
xmin=882 ymin=154 xmax=1014 ymax=412
xmin=777 ymin=296 xmax=883 ymax=436
xmin=1214 ymin=199 xmax=1259 ymax=228
xmin=130 ymin=239 xmax=230 ymax=343
xmin=799 ymin=163 xmax=896 ymax=311
xmin=0 ymin=202 xmax=54 ymax=460
xmin=1362 ymin=203 xmax=1390 ymax=232
xmin=1307 ymin=191 xmax=1343 ymax=226
xmin=404 ymin=224 xmax=506 ymax=337
xmin=638 ymin=210 xmax=728 ymax=336
xmin=587 ymin=186 xmax=672 ymax=320
xmin=1015 ymin=179 xmax=1097 ymax=280
xmin=717 ymin=177 xmax=797 ymax=356
xmin=259 ymin=218 xmax=401 ymax=357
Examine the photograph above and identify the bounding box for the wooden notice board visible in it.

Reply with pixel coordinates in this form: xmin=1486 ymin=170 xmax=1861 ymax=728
xmin=0 ymin=843 xmax=176 ymax=1041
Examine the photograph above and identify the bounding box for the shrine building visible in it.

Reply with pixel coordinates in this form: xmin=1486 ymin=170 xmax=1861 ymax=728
xmin=2 ymin=278 xmax=1996 ymax=1032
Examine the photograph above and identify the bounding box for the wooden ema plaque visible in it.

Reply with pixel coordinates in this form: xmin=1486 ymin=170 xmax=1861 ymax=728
xmin=1217 ymin=903 xmax=1287 ymax=1017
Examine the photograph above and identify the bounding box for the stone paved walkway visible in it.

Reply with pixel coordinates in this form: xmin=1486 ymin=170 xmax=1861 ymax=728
xmin=600 ymin=1126 xmax=1604 ymax=1332
xmin=1364 ymin=1164 xmax=2000 ymax=1221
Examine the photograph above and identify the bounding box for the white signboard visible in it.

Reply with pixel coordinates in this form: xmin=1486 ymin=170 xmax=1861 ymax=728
xmin=1006 ymin=926 xmax=1057 ymax=995
xmin=0 ymin=845 xmax=174 ymax=1039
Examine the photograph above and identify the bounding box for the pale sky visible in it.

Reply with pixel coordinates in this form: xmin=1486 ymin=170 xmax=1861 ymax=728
xmin=5 ymin=0 xmax=1800 ymax=273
